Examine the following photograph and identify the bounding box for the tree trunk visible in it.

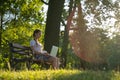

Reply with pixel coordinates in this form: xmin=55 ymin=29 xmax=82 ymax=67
xmin=61 ymin=0 xmax=74 ymax=68
xmin=44 ymin=0 xmax=65 ymax=52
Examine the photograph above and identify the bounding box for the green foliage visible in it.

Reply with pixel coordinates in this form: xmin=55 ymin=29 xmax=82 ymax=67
xmin=66 ymin=48 xmax=81 ymax=69
xmin=1 ymin=0 xmax=45 ymax=45
xmin=0 ymin=54 xmax=9 ymax=70
xmin=1 ymin=0 xmax=45 ymax=43
xmin=0 ymin=0 xmax=45 ymax=70
xmin=2 ymin=23 xmax=45 ymax=45
xmin=107 ymin=53 xmax=120 ymax=70
xmin=30 ymin=64 xmax=43 ymax=70
xmin=107 ymin=35 xmax=120 ymax=70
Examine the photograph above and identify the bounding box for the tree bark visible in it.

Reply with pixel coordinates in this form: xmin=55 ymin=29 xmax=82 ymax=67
xmin=44 ymin=0 xmax=65 ymax=52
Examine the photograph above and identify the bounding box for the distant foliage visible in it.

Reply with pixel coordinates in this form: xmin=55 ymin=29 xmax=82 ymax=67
xmin=107 ymin=35 xmax=120 ymax=70
xmin=107 ymin=53 xmax=120 ymax=70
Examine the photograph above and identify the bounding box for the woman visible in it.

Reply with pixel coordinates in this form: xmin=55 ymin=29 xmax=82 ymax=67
xmin=30 ymin=29 xmax=59 ymax=69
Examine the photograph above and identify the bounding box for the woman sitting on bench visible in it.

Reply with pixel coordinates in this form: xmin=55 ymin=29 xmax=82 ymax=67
xmin=30 ymin=29 xmax=59 ymax=69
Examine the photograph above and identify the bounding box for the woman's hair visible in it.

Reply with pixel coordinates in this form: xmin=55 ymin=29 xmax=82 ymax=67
xmin=33 ymin=29 xmax=41 ymax=37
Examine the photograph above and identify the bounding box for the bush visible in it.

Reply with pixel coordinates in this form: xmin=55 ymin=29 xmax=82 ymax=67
xmin=107 ymin=53 xmax=120 ymax=70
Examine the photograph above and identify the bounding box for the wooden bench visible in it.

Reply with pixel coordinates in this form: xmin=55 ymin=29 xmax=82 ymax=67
xmin=8 ymin=42 xmax=59 ymax=70
xmin=8 ymin=43 xmax=33 ymax=69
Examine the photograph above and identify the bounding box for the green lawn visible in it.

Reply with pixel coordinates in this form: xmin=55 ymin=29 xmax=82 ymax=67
xmin=0 ymin=69 xmax=120 ymax=80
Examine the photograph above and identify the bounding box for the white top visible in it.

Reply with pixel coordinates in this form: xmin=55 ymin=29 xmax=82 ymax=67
xmin=30 ymin=40 xmax=47 ymax=54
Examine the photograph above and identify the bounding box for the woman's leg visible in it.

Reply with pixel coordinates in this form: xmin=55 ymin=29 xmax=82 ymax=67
xmin=48 ymin=56 xmax=59 ymax=69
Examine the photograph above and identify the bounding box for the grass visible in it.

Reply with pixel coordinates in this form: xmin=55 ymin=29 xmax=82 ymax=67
xmin=0 ymin=69 xmax=120 ymax=80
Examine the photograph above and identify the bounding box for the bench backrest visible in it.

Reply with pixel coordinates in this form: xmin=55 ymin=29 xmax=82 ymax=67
xmin=50 ymin=45 xmax=58 ymax=57
xmin=9 ymin=43 xmax=31 ymax=55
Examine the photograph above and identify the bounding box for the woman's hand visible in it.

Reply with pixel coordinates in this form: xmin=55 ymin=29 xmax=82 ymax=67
xmin=44 ymin=53 xmax=50 ymax=56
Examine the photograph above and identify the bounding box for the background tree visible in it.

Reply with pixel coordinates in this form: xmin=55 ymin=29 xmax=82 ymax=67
xmin=63 ymin=0 xmax=120 ymax=69
xmin=60 ymin=0 xmax=75 ymax=68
